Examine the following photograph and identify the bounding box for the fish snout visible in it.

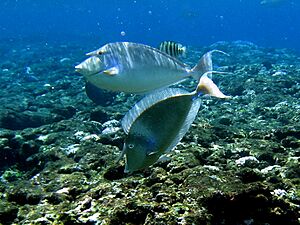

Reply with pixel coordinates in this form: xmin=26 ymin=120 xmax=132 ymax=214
xmin=75 ymin=63 xmax=84 ymax=73
xmin=75 ymin=62 xmax=91 ymax=75
xmin=75 ymin=56 xmax=102 ymax=76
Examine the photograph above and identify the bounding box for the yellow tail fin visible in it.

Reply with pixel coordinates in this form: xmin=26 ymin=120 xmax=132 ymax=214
xmin=196 ymin=73 xmax=230 ymax=99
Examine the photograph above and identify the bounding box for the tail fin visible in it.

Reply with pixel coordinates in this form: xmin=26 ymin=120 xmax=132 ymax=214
xmin=181 ymin=46 xmax=187 ymax=58
xmin=196 ymin=72 xmax=230 ymax=99
xmin=191 ymin=50 xmax=229 ymax=80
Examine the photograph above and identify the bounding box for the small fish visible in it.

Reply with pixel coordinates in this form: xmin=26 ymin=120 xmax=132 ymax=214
xmin=75 ymin=42 xmax=224 ymax=94
xmin=158 ymin=41 xmax=186 ymax=58
xmin=119 ymin=72 xmax=229 ymax=173
xmin=24 ymin=66 xmax=39 ymax=82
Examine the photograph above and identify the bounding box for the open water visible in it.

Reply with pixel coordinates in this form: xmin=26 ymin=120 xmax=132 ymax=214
xmin=1 ymin=0 xmax=300 ymax=51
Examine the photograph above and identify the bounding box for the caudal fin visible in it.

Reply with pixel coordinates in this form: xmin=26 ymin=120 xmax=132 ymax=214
xmin=196 ymin=72 xmax=230 ymax=99
xmin=181 ymin=46 xmax=187 ymax=58
xmin=191 ymin=50 xmax=229 ymax=80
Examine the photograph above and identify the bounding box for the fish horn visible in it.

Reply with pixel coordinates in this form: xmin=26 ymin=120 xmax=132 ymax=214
xmin=196 ymin=72 xmax=230 ymax=99
xmin=75 ymin=63 xmax=83 ymax=72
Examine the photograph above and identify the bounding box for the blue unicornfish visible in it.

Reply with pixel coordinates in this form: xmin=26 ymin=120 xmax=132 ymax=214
xmin=119 ymin=72 xmax=230 ymax=172
xmin=75 ymin=42 xmax=224 ymax=94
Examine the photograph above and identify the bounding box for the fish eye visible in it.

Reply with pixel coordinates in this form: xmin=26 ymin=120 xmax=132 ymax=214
xmin=97 ymin=49 xmax=106 ymax=55
xmin=128 ymin=143 xmax=135 ymax=149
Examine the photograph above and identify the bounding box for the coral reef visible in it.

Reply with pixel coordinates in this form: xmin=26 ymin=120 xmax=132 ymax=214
xmin=0 ymin=40 xmax=299 ymax=224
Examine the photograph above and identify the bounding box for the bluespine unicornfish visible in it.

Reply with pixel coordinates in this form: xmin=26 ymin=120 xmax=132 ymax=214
xmin=75 ymin=42 xmax=225 ymax=94
xmin=119 ymin=72 xmax=230 ymax=173
xmin=158 ymin=41 xmax=187 ymax=58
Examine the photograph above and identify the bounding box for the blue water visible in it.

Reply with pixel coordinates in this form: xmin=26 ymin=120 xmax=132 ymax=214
xmin=0 ymin=0 xmax=299 ymax=51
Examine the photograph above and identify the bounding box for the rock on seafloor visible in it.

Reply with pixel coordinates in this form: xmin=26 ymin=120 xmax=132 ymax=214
xmin=0 ymin=40 xmax=299 ymax=225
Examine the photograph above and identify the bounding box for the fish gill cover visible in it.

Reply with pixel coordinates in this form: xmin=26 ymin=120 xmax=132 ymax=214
xmin=0 ymin=1 xmax=299 ymax=225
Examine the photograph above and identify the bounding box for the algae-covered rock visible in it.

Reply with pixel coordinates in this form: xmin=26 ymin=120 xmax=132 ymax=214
xmin=0 ymin=201 xmax=18 ymax=225
xmin=0 ymin=41 xmax=299 ymax=224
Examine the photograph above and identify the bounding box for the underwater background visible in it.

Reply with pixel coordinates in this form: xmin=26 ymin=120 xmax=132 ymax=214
xmin=0 ymin=1 xmax=299 ymax=225
xmin=1 ymin=0 xmax=300 ymax=51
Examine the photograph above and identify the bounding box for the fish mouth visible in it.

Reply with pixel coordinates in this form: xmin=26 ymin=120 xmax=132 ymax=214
xmin=76 ymin=68 xmax=102 ymax=78
xmin=86 ymin=70 xmax=103 ymax=78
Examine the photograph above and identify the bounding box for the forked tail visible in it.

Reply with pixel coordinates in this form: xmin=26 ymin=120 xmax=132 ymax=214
xmin=190 ymin=50 xmax=229 ymax=80
xmin=196 ymin=71 xmax=230 ymax=99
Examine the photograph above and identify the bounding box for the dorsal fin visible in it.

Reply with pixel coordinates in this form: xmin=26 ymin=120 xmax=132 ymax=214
xmin=121 ymin=88 xmax=190 ymax=134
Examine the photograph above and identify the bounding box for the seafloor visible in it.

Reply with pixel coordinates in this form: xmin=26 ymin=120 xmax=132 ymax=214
xmin=0 ymin=39 xmax=299 ymax=225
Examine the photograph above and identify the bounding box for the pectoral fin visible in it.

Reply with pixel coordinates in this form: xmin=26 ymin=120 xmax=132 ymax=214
xmin=103 ymin=67 xmax=119 ymax=76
